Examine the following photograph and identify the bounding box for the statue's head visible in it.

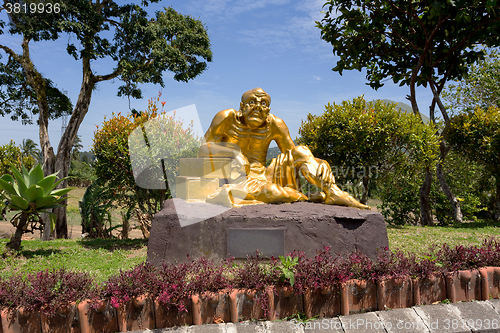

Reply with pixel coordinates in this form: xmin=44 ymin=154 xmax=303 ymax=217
xmin=239 ymin=87 xmax=271 ymax=128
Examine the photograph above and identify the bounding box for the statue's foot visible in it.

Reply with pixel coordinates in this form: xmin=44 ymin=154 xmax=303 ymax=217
xmin=325 ymin=195 xmax=371 ymax=210
xmin=324 ymin=186 xmax=371 ymax=210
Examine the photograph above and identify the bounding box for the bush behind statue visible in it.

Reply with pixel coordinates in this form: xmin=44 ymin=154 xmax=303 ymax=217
xmin=90 ymin=94 xmax=200 ymax=238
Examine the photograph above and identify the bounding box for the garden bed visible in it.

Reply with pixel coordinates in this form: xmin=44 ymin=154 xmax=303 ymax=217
xmin=2 ymin=239 xmax=500 ymax=332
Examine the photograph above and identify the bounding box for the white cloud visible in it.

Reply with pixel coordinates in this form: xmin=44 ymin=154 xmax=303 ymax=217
xmin=234 ymin=0 xmax=332 ymax=58
xmin=313 ymin=75 xmax=321 ymax=80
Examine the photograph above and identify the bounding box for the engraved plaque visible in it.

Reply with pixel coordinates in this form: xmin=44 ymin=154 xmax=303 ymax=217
xmin=227 ymin=228 xmax=285 ymax=258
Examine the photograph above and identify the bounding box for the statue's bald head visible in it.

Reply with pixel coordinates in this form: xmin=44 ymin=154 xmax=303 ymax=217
xmin=241 ymin=88 xmax=271 ymax=105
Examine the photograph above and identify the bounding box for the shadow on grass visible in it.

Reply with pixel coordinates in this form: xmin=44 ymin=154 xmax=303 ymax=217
xmin=20 ymin=248 xmax=63 ymax=258
xmin=78 ymin=238 xmax=148 ymax=251
xmin=449 ymin=220 xmax=500 ymax=229
xmin=0 ymin=247 xmax=63 ymax=259
xmin=386 ymin=219 xmax=500 ymax=230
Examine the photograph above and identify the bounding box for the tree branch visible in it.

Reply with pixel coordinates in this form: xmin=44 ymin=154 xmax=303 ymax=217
xmin=94 ymin=67 xmax=121 ymax=82
xmin=0 ymin=44 xmax=21 ymax=63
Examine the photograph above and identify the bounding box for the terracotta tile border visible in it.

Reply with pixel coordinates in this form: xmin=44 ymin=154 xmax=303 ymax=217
xmin=1 ymin=268 xmax=500 ymax=332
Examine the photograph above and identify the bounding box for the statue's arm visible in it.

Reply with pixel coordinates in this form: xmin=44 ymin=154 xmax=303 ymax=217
xmin=204 ymin=109 xmax=234 ymax=142
xmin=271 ymin=116 xmax=296 ymax=153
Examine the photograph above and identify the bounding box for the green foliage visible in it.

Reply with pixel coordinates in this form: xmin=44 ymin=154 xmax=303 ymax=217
xmin=1 ymin=1 xmax=212 ymax=238
xmin=1 ymin=1 xmax=212 ymax=109
xmin=298 ymin=96 xmax=439 ymax=202
xmin=377 ymin=168 xmax=422 ymax=226
xmin=274 ymin=255 xmax=299 ymax=287
xmin=68 ymin=160 xmax=96 ymax=187
xmin=92 ymin=94 xmax=200 ymax=236
xmin=444 ymin=107 xmax=500 ymax=218
xmin=71 ymin=135 xmax=83 ymax=162
xmin=0 ymin=141 xmax=36 ymax=178
xmin=377 ymin=150 xmax=494 ymax=225
xmin=0 ymin=164 xmax=72 ymax=250
xmin=0 ymin=60 xmax=72 ymax=124
xmin=20 ymin=139 xmax=41 ymax=163
xmin=79 ymin=180 xmax=114 ymax=238
xmin=318 ymin=0 xmax=500 ymax=91
xmin=445 ymin=107 xmax=500 ymax=177
xmin=443 ymin=48 xmax=500 ymax=113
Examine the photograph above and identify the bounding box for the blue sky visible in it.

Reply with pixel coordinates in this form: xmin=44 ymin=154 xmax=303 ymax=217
xmin=0 ymin=0 xmax=434 ymax=152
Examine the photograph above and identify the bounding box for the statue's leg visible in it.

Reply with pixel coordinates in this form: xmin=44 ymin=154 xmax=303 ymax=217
xmin=254 ymin=182 xmax=307 ymax=203
xmin=291 ymin=146 xmax=370 ymax=210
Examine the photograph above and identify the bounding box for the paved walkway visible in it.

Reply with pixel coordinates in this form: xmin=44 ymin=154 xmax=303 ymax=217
xmin=130 ymin=299 xmax=500 ymax=332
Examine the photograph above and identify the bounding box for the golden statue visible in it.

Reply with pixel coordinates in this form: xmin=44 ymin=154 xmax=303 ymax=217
xmin=176 ymin=88 xmax=369 ymax=210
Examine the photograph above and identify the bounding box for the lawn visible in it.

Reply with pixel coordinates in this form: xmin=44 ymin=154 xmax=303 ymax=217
xmin=1 ymin=188 xmax=499 ymax=283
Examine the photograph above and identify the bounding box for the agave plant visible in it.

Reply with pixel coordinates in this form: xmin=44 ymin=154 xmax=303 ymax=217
xmin=0 ymin=190 xmax=6 ymax=220
xmin=0 ymin=164 xmax=72 ymax=251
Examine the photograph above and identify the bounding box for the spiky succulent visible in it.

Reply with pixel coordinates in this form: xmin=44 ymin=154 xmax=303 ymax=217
xmin=0 ymin=164 xmax=72 ymax=230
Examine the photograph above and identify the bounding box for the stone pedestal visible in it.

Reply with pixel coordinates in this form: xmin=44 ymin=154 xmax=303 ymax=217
xmin=147 ymin=199 xmax=389 ymax=266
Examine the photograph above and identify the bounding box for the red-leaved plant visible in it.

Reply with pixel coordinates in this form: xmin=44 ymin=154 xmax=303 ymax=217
xmin=103 ymin=262 xmax=158 ymax=309
xmin=4 ymin=238 xmax=500 ymax=318
xmin=0 ymin=275 xmax=27 ymax=309
xmin=22 ymin=269 xmax=94 ymax=316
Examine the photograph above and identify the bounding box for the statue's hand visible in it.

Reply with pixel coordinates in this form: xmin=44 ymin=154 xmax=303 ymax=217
xmin=316 ymin=161 xmax=334 ymax=185
xmin=231 ymin=151 xmax=250 ymax=176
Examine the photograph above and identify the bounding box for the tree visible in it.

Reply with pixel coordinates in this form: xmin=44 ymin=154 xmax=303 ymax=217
xmin=444 ymin=107 xmax=500 ymax=220
xmin=317 ymin=0 xmax=500 ymax=225
xmin=21 ymin=139 xmax=41 ymax=162
xmin=0 ymin=60 xmax=72 ymax=125
xmin=0 ymin=1 xmax=212 ymax=238
xmin=443 ymin=48 xmax=500 ymax=113
xmin=298 ymin=96 xmax=438 ymax=207
xmin=71 ymin=135 xmax=83 ymax=162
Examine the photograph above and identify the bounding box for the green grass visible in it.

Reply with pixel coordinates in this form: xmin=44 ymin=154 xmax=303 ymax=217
xmin=387 ymin=220 xmax=500 ymax=257
xmin=0 ymin=238 xmax=148 ymax=284
xmin=2 ymin=187 xmax=500 ymax=283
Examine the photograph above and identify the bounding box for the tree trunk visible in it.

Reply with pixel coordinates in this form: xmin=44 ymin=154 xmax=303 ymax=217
xmin=41 ymin=212 xmax=53 ymax=241
xmin=436 ymin=140 xmax=463 ymax=224
xmin=419 ymin=167 xmax=434 ymax=226
xmin=51 ymin=56 xmax=96 ymax=238
xmin=6 ymin=213 xmax=29 ymax=251
xmin=494 ymin=177 xmax=500 ymax=221
xmin=5 ymin=33 xmax=120 ymax=239
xmin=361 ymin=175 xmax=369 ymax=205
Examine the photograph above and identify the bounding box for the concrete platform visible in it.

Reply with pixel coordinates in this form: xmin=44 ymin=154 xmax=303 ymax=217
xmin=128 ymin=300 xmax=500 ymax=332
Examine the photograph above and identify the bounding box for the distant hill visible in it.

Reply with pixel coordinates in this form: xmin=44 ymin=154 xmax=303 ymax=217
xmin=266 ymin=146 xmax=281 ymax=162
xmin=380 ymin=99 xmax=430 ymax=123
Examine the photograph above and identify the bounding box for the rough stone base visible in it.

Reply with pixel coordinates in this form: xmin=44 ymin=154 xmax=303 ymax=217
xmin=147 ymin=199 xmax=389 ymax=266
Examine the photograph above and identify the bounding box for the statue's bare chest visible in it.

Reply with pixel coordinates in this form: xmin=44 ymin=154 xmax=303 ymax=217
xmin=225 ymin=123 xmax=272 ymax=162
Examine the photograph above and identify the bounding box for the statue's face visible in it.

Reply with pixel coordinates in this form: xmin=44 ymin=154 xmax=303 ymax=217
xmin=240 ymin=93 xmax=270 ymax=129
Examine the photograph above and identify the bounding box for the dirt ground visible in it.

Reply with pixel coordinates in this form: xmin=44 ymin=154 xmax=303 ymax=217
xmin=0 ymin=220 xmax=145 ymax=240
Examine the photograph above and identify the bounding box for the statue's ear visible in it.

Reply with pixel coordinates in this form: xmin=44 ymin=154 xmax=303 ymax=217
xmin=239 ymin=102 xmax=244 ymax=110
